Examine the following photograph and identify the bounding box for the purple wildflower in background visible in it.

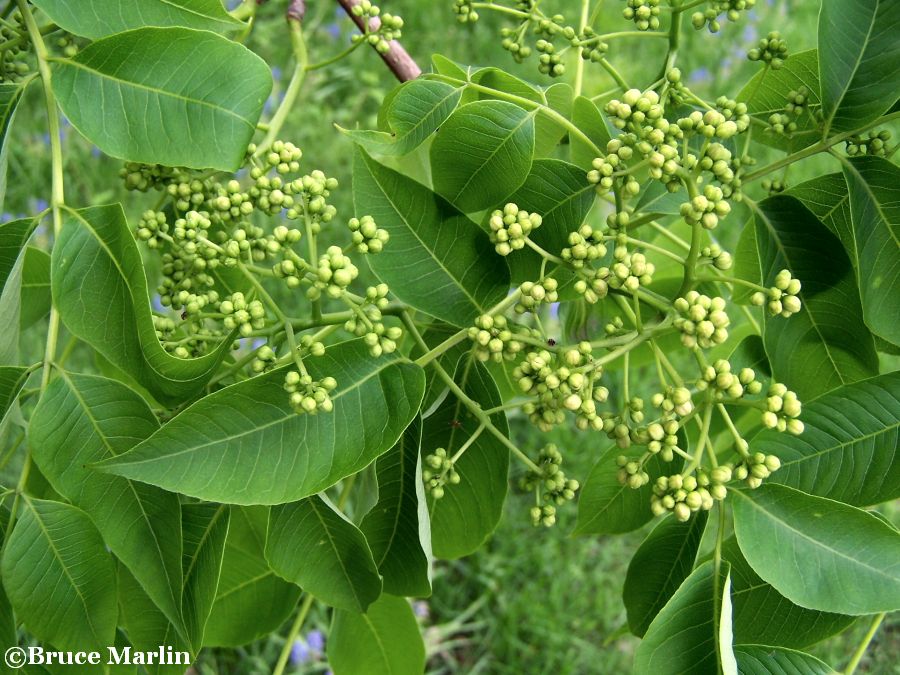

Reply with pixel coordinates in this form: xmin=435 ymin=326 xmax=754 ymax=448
xmin=306 ymin=629 xmax=325 ymax=652
xmin=743 ymin=25 xmax=758 ymax=44
xmin=91 ymin=146 xmax=102 ymax=158
xmin=413 ymin=601 xmax=430 ymax=619
xmin=688 ymin=67 xmax=711 ymax=84
xmin=34 ymin=198 xmax=49 ymax=213
xmin=289 ymin=640 xmax=311 ymax=665
xmin=549 ymin=302 xmax=561 ymax=320
xmin=272 ymin=66 xmax=283 ymax=82
xmin=325 ymin=22 xmax=342 ymax=40
xmin=151 ymin=294 xmax=165 ymax=312
xmin=1 ymin=213 xmax=13 ymax=223
xmin=227 ymin=0 xmax=242 ymax=9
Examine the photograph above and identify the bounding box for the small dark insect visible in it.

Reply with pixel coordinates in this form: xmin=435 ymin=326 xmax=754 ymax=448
xmin=547 ymin=338 xmax=557 ymax=346
xmin=181 ymin=310 xmax=188 ymax=320
xmin=448 ymin=419 xmax=463 ymax=429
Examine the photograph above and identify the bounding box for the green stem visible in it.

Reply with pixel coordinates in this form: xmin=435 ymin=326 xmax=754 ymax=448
xmin=257 ymin=19 xmax=308 ymax=157
xmin=743 ymin=111 xmax=900 ymax=183
xmin=272 ymin=594 xmax=316 ymax=675
xmin=844 ymin=613 xmax=886 ymax=675
xmin=306 ymin=38 xmax=363 ymax=71
xmin=574 ymin=0 xmax=590 ymax=97
xmin=598 ymin=58 xmax=629 ymax=90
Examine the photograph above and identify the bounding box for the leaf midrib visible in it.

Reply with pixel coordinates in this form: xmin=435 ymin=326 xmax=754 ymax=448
xmin=49 ymin=57 xmax=252 ymax=128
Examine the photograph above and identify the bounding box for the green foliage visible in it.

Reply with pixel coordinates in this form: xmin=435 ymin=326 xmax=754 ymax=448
xmin=2 ymin=0 xmax=898 ymax=672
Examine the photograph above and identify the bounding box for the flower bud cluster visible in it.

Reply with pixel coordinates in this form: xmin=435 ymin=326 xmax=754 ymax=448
xmin=674 ymin=292 xmax=730 ymax=348
xmin=284 ymin=370 xmax=337 ymax=415
xmin=697 ymin=359 xmax=762 ymax=400
xmin=488 ymin=203 xmax=542 ymax=256
xmin=679 ymin=184 xmax=731 ymax=229
xmin=221 ymin=292 xmax=266 ymax=337
xmin=251 ymin=345 xmax=278 ymax=374
xmin=453 ymin=0 xmax=479 ymax=22
xmin=344 ymin=285 xmax=403 ymax=357
xmin=516 ymin=278 xmax=559 ymax=313
xmin=575 ymin=28 xmax=609 ymax=62
xmin=0 ymin=15 xmax=31 ymax=82
xmin=468 ymin=314 xmax=524 ymax=362
xmin=650 ymin=471 xmax=720 ymax=520
xmin=536 ymin=39 xmax=565 ymax=77
xmin=651 ymin=386 xmax=694 ymax=417
xmin=561 ymin=224 xmax=607 ymax=268
xmin=733 ymin=453 xmax=782 ymax=489
xmin=700 ymin=243 xmax=733 ymax=270
xmin=691 ymin=0 xmax=757 ymax=33
xmin=351 ymin=1 xmax=404 ymax=53
xmin=747 ymin=31 xmax=788 ymax=69
xmin=846 ymin=130 xmax=892 ymax=157
xmin=309 ymin=246 xmax=359 ymax=300
xmin=521 ymin=445 xmax=579 ymax=526
xmin=622 ymin=0 xmax=661 ymax=31
xmin=423 ymin=448 xmax=460 ymax=499
xmin=598 ymin=247 xmax=655 ymax=293
xmin=348 ymin=215 xmax=389 ymax=253
xmin=761 ymin=383 xmax=803 ymax=434
xmin=646 ymin=417 xmax=682 ymax=462
xmin=751 ymin=269 xmax=802 ymax=317
xmin=515 ymin=346 xmax=607 ymax=432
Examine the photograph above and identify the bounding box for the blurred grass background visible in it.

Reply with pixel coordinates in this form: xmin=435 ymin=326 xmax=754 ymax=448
xmin=4 ymin=0 xmax=897 ymax=672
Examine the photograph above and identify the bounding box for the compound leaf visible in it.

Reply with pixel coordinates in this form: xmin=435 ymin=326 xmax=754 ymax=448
xmin=754 ymin=195 xmax=878 ymax=399
xmin=819 ymin=0 xmax=900 ymax=134
xmin=328 ymin=594 xmax=425 ymax=675
xmin=722 ymin=537 xmax=853 ymax=649
xmin=204 ymin=507 xmax=301 ymax=647
xmin=344 ymin=79 xmax=462 ymax=156
xmin=353 ymin=148 xmax=510 ymax=327
xmin=424 ymin=358 xmax=509 ymax=559
xmin=624 ymin=512 xmax=708 ymax=637
xmin=51 ymin=27 xmax=271 ymax=170
xmin=360 ymin=416 xmax=433 ymax=597
xmin=761 ymin=372 xmax=899 ymax=506
xmin=430 ymin=100 xmax=535 ymax=212
xmin=181 ymin=503 xmax=229 ymax=651
xmin=634 ymin=561 xmax=734 ymax=675
xmin=52 ymin=204 xmax=233 ymax=405
xmin=98 ymin=340 xmax=425 ymax=505
xmin=1 ymin=498 xmax=117 ymax=651
xmin=732 ymin=483 xmax=900 ymax=615
xmin=29 ymin=0 xmax=241 ymax=38
xmin=29 ymin=372 xmax=184 ymax=636
xmin=735 ymin=646 xmax=835 ymax=675
xmin=267 ymin=495 xmax=382 ymax=612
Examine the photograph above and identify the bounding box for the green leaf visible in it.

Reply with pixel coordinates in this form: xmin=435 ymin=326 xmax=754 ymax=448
xmin=0 ymin=365 xmax=29 ymax=426
xmin=624 ymin=512 xmax=708 ymax=637
xmin=722 ymin=537 xmax=853 ymax=650
xmin=424 ymin=358 xmax=509 ymax=559
xmin=735 ymin=645 xmax=835 ymax=675
xmin=29 ymin=0 xmax=241 ymax=38
xmin=267 ymin=495 xmax=381 ymax=612
xmin=343 ymin=80 xmax=462 ymax=156
xmin=117 ymin=566 xmax=190 ymax=675
xmin=52 ymin=205 xmax=233 ymax=405
xmin=737 ymin=49 xmax=821 ymax=152
xmin=98 ymin=340 xmax=424 ymax=504
xmin=1 ymin=498 xmax=117 ymax=651
xmin=732 ymin=218 xmax=761 ymax=305
xmin=353 ymin=148 xmax=510 ymax=327
xmin=430 ymin=100 xmax=536 ymax=212
xmin=634 ymin=561 xmax=734 ymax=675
xmin=327 ymin=594 xmax=426 ymax=675
xmin=50 ymin=27 xmax=271 ymax=170
xmin=570 ymin=95 xmax=611 ymax=168
xmin=754 ymin=195 xmax=878 ymax=399
xmin=574 ymin=445 xmax=667 ymax=536
xmin=360 ymin=416 xmax=433 ymax=597
xmin=727 ymin=335 xmax=771 ymax=377
xmin=840 ymin=156 xmax=900 ymax=344
xmin=29 ymin=372 xmax=185 ymax=633
xmin=505 ymin=158 xmax=595 ymax=282
xmin=759 ymin=372 xmax=900 ymax=506
xmin=0 ymin=82 xmax=23 ymax=209
xmin=789 ymin=165 xmax=899 ymax=346
xmin=731 ymin=483 xmax=900 ymax=615
xmin=204 ymin=507 xmax=301 ymax=647
xmin=819 ymin=0 xmax=900 ymax=134
xmin=20 ymin=246 xmax=51 ymax=329
xmin=181 ymin=503 xmax=229 ymax=651
xmin=0 ymin=218 xmax=35 ymax=365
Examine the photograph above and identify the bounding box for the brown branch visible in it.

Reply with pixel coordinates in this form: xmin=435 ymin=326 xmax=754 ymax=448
xmin=333 ymin=0 xmax=422 ymax=81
